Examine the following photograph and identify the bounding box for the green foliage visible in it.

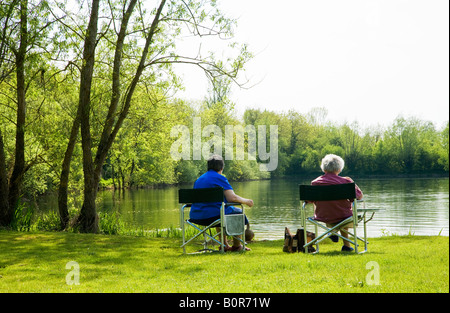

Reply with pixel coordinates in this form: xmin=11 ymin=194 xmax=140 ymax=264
xmin=11 ymin=204 xmax=33 ymax=232
xmin=34 ymin=211 xmax=61 ymax=232
xmin=98 ymin=211 xmax=125 ymax=235
xmin=250 ymin=111 xmax=449 ymax=176
xmin=175 ymin=160 xmax=200 ymax=183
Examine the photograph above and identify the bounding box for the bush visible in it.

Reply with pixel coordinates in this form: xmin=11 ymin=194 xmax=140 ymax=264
xmin=98 ymin=212 xmax=125 ymax=235
xmin=11 ymin=204 xmax=34 ymax=232
xmin=175 ymin=160 xmax=200 ymax=183
xmin=34 ymin=211 xmax=62 ymax=231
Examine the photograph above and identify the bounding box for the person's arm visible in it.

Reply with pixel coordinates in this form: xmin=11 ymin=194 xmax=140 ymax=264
xmin=343 ymin=176 xmax=364 ymax=200
xmin=355 ymin=185 xmax=363 ymax=200
xmin=224 ymin=189 xmax=254 ymax=207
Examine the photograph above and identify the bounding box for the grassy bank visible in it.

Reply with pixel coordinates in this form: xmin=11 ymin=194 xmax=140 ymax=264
xmin=0 ymin=230 xmax=448 ymax=293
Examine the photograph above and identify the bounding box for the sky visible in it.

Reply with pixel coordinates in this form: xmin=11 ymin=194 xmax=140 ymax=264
xmin=174 ymin=0 xmax=449 ymax=128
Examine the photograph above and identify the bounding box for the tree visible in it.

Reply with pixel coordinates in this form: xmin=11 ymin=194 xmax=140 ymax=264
xmin=72 ymin=0 xmax=102 ymax=232
xmin=0 ymin=0 xmax=29 ymax=226
xmin=0 ymin=0 xmax=56 ymax=226
xmin=439 ymin=122 xmax=449 ymax=171
xmin=52 ymin=0 xmax=251 ymax=232
xmin=384 ymin=116 xmax=426 ymax=173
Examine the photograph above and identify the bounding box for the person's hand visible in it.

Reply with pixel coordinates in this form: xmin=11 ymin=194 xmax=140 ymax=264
xmin=246 ymin=199 xmax=254 ymax=207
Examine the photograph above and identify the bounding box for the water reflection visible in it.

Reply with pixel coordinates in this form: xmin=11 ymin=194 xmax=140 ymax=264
xmin=94 ymin=177 xmax=448 ymax=240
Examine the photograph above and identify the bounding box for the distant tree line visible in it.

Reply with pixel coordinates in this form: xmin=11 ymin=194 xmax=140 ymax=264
xmin=129 ymin=103 xmax=448 ymax=185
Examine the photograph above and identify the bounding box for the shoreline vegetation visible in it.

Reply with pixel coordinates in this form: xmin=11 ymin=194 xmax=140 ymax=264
xmin=0 ymin=230 xmax=448 ymax=293
xmin=5 ymin=199 xmax=449 ymax=239
xmin=68 ymin=171 xmax=450 ymax=192
xmin=9 ymin=175 xmax=448 ymax=236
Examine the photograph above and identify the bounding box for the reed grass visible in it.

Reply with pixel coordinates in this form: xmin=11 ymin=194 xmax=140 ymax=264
xmin=13 ymin=208 xmax=193 ymax=238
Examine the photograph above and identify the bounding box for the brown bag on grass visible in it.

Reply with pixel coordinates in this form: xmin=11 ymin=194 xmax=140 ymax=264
xmin=283 ymin=227 xmax=316 ymax=253
xmin=283 ymin=227 xmax=293 ymax=252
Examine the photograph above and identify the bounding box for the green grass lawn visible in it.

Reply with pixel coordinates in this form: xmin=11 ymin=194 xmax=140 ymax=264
xmin=0 ymin=230 xmax=448 ymax=293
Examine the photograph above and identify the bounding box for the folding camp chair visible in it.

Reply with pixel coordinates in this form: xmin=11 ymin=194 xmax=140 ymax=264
xmin=300 ymin=183 xmax=376 ymax=254
xmin=179 ymin=187 xmax=246 ymax=254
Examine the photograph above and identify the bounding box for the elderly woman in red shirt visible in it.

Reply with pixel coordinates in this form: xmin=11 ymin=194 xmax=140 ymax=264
xmin=311 ymin=154 xmax=364 ymax=252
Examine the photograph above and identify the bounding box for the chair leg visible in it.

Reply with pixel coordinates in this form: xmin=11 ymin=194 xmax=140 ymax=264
xmin=220 ymin=224 xmax=225 ymax=253
xmin=181 ymin=221 xmax=225 ymax=254
xmin=182 ymin=221 xmax=186 ymax=254
xmin=306 ymin=218 xmax=348 ymax=245
xmin=203 ymin=230 xmax=208 ymax=251
xmin=303 ymin=226 xmax=308 ymax=254
xmin=301 ymin=213 xmax=372 ymax=254
xmin=314 ymin=223 xmax=319 ymax=253
xmin=304 ymin=217 xmax=366 ymax=253
xmin=364 ymin=215 xmax=369 ymax=253
xmin=181 ymin=206 xmax=186 ymax=254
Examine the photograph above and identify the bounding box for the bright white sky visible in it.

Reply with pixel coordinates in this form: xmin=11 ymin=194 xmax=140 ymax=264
xmin=174 ymin=0 xmax=449 ymax=128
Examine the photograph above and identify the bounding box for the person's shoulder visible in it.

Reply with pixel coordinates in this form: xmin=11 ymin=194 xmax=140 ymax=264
xmin=212 ymin=171 xmax=233 ymax=189
xmin=341 ymin=176 xmax=354 ymax=183
xmin=194 ymin=171 xmax=211 ymax=187
xmin=215 ymin=172 xmax=231 ymax=184
xmin=195 ymin=171 xmax=208 ymax=181
xmin=198 ymin=170 xmax=213 ymax=177
xmin=206 ymin=170 xmax=224 ymax=178
xmin=311 ymin=175 xmax=324 ymax=185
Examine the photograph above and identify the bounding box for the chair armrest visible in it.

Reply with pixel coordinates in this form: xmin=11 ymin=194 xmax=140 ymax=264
xmin=354 ymin=199 xmax=382 ymax=212
xmin=226 ymin=202 xmax=242 ymax=207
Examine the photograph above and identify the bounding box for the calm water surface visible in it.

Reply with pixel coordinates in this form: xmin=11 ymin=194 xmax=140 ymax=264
xmin=37 ymin=177 xmax=449 ymax=240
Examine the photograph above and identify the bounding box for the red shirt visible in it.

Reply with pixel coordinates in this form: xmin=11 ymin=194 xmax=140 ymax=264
xmin=311 ymin=173 xmax=363 ymax=224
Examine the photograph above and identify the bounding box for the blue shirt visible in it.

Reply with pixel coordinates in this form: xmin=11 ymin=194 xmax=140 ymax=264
xmin=189 ymin=170 xmax=239 ymax=220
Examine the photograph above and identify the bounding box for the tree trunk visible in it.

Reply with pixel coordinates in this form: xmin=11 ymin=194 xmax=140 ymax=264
xmin=8 ymin=0 xmax=28 ymax=218
xmin=76 ymin=0 xmax=100 ymax=233
xmin=57 ymin=106 xmax=81 ymax=229
xmin=0 ymin=129 xmax=10 ymax=226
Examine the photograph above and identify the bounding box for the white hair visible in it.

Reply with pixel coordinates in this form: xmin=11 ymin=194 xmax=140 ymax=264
xmin=320 ymin=154 xmax=345 ymax=173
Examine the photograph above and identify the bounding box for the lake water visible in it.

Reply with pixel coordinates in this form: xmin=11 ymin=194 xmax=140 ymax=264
xmin=37 ymin=177 xmax=449 ymax=240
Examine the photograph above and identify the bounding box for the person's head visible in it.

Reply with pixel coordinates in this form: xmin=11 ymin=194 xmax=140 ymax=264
xmin=207 ymin=154 xmax=224 ymax=172
xmin=320 ymin=154 xmax=345 ymax=174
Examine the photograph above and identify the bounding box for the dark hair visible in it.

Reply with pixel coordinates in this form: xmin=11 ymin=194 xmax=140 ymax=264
xmin=207 ymin=154 xmax=224 ymax=172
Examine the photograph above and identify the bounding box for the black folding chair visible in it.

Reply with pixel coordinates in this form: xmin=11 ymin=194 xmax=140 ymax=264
xmin=179 ymin=187 xmax=246 ymax=254
xmin=300 ymin=183 xmax=375 ymax=254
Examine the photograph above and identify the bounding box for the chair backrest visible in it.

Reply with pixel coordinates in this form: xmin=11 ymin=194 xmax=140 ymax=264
xmin=178 ymin=187 xmax=224 ymax=204
xmin=299 ymin=183 xmax=356 ymax=201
